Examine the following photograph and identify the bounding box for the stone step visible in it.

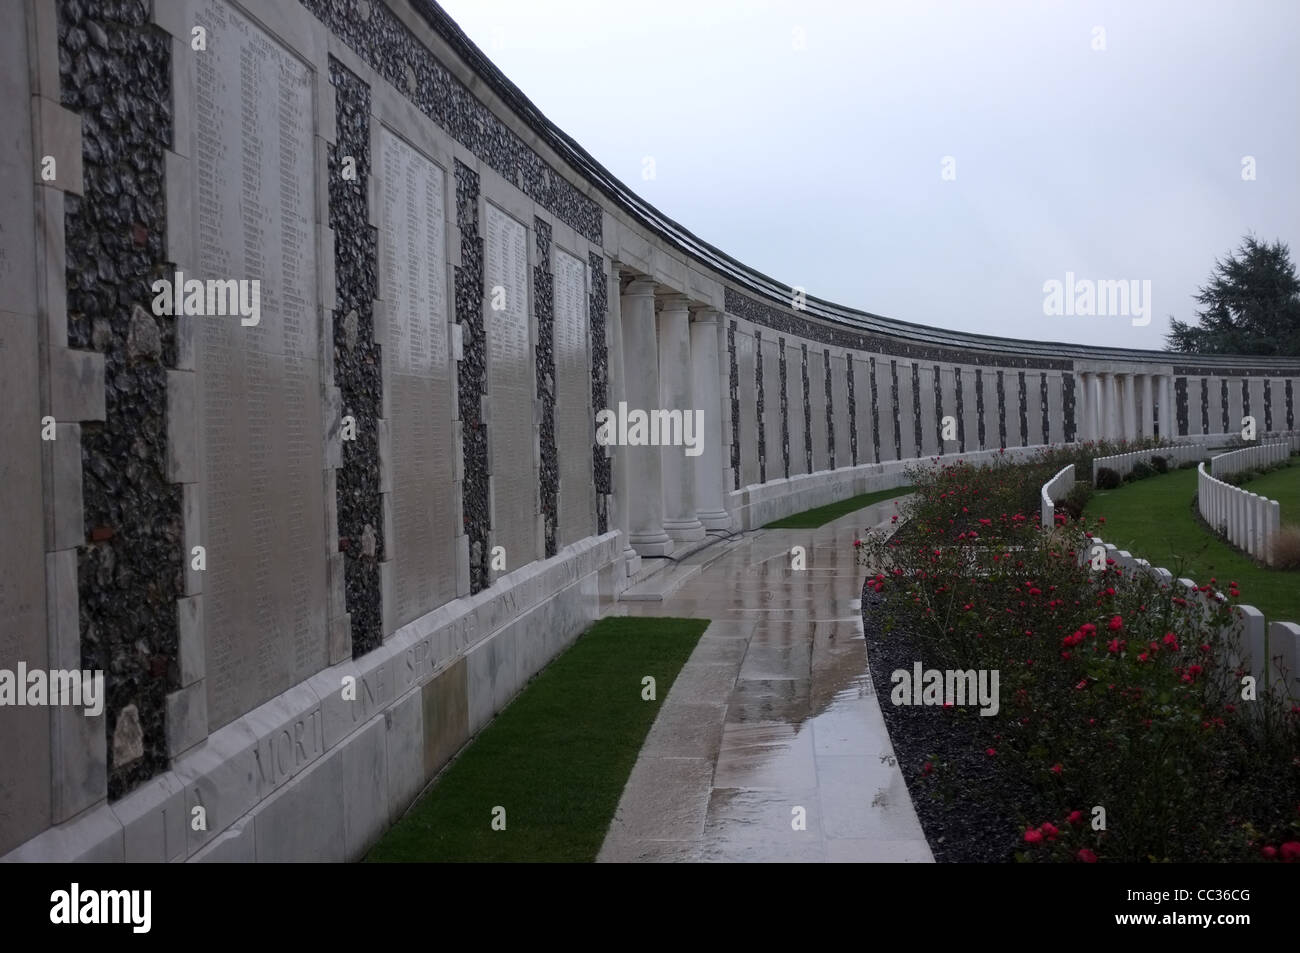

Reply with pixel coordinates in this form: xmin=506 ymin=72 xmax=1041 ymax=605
xmin=619 ymin=535 xmax=749 ymax=602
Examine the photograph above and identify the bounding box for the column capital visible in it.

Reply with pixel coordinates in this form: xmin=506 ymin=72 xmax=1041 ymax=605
xmin=690 ymin=306 xmax=722 ymax=326
xmin=658 ymin=292 xmax=691 ymax=313
xmin=623 ymin=275 xmax=657 ymax=297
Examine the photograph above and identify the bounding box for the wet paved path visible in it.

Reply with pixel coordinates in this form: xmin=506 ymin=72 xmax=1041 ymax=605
xmin=598 ymin=500 xmax=933 ymax=863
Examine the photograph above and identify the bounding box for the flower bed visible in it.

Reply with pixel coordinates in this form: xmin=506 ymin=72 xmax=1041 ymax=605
xmin=857 ymin=452 xmax=1300 ymax=863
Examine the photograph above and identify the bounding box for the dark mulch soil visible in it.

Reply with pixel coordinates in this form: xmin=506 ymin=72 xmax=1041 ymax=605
xmin=861 ymin=583 xmax=1050 ymax=862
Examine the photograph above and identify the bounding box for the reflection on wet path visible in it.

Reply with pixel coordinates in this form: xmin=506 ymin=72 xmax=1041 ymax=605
xmin=598 ymin=500 xmax=932 ymax=863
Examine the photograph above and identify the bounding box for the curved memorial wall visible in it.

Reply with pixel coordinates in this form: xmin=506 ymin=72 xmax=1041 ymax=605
xmin=3 ymin=0 xmax=1298 ymax=861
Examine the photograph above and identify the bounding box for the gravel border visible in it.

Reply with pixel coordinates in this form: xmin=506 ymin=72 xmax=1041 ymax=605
xmin=861 ymin=584 xmax=1050 ymax=862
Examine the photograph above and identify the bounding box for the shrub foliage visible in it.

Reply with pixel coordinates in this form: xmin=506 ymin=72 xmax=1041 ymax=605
xmin=858 ymin=448 xmax=1300 ymax=863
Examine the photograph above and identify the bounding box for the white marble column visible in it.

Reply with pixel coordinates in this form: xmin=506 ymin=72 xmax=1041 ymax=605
xmin=690 ymin=308 xmax=731 ymax=530
xmin=621 ymin=278 xmax=673 ymax=556
xmin=1098 ymin=373 xmax=1113 ymax=439
xmin=658 ymin=294 xmax=704 ymax=542
xmin=1077 ymin=372 xmax=1092 ymax=441
xmin=1121 ymin=374 xmax=1137 ymax=439
xmin=1093 ymin=373 xmax=1105 ymax=440
xmin=1090 ymin=371 xmax=1102 ymax=442
xmin=1140 ymin=374 xmax=1154 ymax=439
xmin=1159 ymin=374 xmax=1173 ymax=439
xmin=607 ymin=264 xmax=641 ymax=576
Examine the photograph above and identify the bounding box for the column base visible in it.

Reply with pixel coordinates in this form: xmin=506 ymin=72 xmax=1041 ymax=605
xmin=629 ymin=531 xmax=674 ymax=557
xmin=663 ymin=518 xmax=705 ymax=542
xmin=697 ymin=509 xmax=732 ymax=531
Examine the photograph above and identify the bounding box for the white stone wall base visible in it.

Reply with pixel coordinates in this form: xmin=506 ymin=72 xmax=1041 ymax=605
xmin=1 ymin=533 xmax=620 ymax=864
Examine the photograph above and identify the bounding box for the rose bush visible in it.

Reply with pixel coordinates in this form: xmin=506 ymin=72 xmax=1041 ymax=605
xmin=858 ymin=449 xmax=1300 ymax=862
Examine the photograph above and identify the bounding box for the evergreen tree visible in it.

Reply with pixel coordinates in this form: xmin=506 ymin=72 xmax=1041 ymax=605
xmin=1166 ymin=236 xmax=1300 ymax=355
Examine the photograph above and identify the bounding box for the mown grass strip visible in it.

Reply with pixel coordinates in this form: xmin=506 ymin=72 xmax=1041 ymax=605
xmin=365 ymin=616 xmax=708 ymax=863
xmin=764 ymin=485 xmax=912 ymax=529
xmin=1086 ymin=467 xmax=1300 ymax=624
xmin=1237 ymin=458 xmax=1300 ymax=519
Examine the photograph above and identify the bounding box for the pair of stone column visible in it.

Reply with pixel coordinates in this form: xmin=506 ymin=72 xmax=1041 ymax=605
xmin=609 ymin=272 xmax=730 ymax=567
xmin=1079 ymin=372 xmax=1110 ymax=441
xmin=1078 ymin=371 xmax=1171 ymax=442
xmin=1079 ymin=372 xmax=1133 ymax=442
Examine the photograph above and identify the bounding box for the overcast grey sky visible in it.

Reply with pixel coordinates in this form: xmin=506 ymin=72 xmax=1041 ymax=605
xmin=438 ymin=0 xmax=1299 ymax=351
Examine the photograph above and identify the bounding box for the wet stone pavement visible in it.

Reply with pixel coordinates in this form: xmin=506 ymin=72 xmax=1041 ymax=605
xmin=598 ymin=500 xmax=933 ymax=863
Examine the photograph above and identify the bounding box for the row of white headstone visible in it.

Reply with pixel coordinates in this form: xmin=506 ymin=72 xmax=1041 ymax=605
xmin=1208 ymin=439 xmax=1295 ymax=478
xmin=1090 ymin=442 xmax=1214 ymax=484
xmin=1040 ymin=463 xmax=1076 ymax=528
xmin=1035 ymin=461 xmax=1297 ymax=700
xmin=1197 ymin=442 xmax=1292 ymax=565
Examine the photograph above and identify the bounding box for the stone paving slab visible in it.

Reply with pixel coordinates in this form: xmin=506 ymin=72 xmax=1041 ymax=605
xmin=598 ymin=502 xmax=933 ymax=863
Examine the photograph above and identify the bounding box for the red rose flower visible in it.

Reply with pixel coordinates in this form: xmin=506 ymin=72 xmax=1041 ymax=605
xmin=1024 ymin=828 xmax=1043 ymax=844
xmin=1076 ymin=848 xmax=1098 ymax=863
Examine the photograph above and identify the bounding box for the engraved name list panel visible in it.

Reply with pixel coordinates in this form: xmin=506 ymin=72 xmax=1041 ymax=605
xmin=190 ymin=0 xmax=328 ymax=731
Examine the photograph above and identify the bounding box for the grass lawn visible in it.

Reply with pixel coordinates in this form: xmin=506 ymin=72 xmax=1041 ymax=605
xmin=763 ymin=485 xmax=912 ymax=529
xmin=365 ymin=616 xmax=708 ymax=863
xmin=1237 ymin=458 xmax=1300 ymax=521
xmin=1085 ymin=467 xmax=1300 ymax=624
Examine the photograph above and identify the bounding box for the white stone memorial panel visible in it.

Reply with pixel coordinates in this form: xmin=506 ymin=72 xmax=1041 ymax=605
xmin=379 ymin=129 xmax=455 ymax=629
xmin=808 ymin=349 xmax=828 ymax=472
xmin=761 ymin=338 xmax=782 ymax=479
xmin=0 ymin=0 xmax=49 ymax=852
xmin=553 ymin=247 xmax=594 ymax=546
xmin=787 ymin=352 xmax=806 ymax=477
xmin=918 ymin=366 xmax=938 ymax=454
xmin=831 ymin=354 xmax=850 ymax=469
xmin=484 ymin=203 xmax=537 ymax=568
xmin=736 ymin=330 xmax=758 ymax=487
xmin=190 ymin=0 xmax=327 ymax=730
